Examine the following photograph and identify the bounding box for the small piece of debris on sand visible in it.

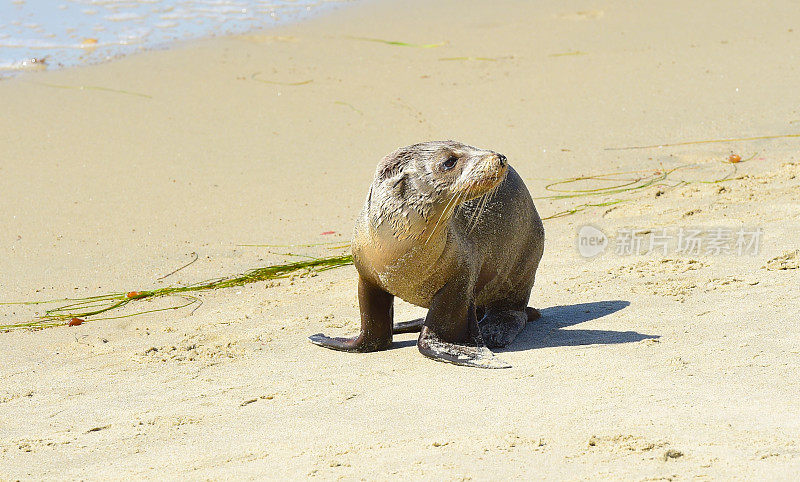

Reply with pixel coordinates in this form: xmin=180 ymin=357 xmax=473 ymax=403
xmin=764 ymin=250 xmax=800 ymax=270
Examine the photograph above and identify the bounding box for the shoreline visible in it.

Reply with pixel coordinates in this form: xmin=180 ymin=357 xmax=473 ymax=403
xmin=0 ymin=0 xmax=363 ymax=77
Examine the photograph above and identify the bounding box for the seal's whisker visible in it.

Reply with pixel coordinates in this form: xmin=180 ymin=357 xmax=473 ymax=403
xmin=468 ymin=191 xmax=490 ymax=235
xmin=463 ymin=179 xmax=482 ymax=229
xmin=486 ymin=181 xmax=499 ymax=209
xmin=491 ymin=180 xmax=501 ymax=202
xmin=469 ymin=170 xmax=504 ymax=235
xmin=450 ymin=189 xmax=470 ymax=234
xmin=425 ymin=190 xmax=459 ymax=246
xmin=465 ymin=176 xmax=490 ymax=234
xmin=452 ymin=189 xmax=468 ymax=220
xmin=467 ymin=195 xmax=484 ymax=233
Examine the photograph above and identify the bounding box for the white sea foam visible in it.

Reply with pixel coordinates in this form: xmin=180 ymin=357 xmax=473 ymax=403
xmin=0 ymin=0 xmax=347 ymax=75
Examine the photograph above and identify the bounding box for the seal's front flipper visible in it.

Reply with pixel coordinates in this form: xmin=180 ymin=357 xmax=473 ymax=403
xmin=308 ymin=333 xmax=389 ymax=352
xmin=418 ymin=326 xmax=510 ymax=368
xmin=308 ymin=276 xmax=393 ymax=353
xmin=393 ymin=317 xmax=424 ymax=334
xmin=417 ymin=271 xmax=511 ymax=368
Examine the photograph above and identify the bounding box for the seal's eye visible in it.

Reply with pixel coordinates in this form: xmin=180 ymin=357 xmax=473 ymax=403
xmin=442 ymin=155 xmax=459 ymax=171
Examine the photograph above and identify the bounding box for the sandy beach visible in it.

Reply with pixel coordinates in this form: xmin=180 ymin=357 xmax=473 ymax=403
xmin=1 ymin=0 xmax=799 ymax=478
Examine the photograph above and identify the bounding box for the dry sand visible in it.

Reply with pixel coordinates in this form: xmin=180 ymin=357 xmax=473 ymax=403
xmin=1 ymin=0 xmax=799 ymax=478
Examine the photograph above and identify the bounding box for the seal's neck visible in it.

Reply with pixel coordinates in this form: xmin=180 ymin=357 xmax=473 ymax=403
xmin=366 ymin=193 xmax=452 ymax=263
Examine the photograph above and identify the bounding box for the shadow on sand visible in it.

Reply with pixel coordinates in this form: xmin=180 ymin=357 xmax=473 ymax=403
xmin=501 ymin=299 xmax=656 ymax=352
xmin=390 ymin=300 xmax=655 ymax=351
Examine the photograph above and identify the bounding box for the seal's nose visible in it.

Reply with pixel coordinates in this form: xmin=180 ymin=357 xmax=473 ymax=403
xmin=496 ymin=153 xmax=507 ymax=166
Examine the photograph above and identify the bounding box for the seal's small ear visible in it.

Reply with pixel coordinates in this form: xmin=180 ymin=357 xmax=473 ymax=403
xmin=376 ymin=149 xmax=407 ymax=181
xmin=383 ymin=170 xmax=408 ymax=198
xmin=391 ymin=172 xmax=407 ymax=195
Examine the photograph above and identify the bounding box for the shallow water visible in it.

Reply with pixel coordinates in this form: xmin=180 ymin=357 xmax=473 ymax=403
xmin=0 ymin=0 xmax=347 ymax=75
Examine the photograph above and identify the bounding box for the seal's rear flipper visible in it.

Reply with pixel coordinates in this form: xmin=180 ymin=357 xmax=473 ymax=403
xmin=417 ymin=327 xmax=511 ymax=369
xmin=393 ymin=317 xmax=424 ymax=334
xmin=479 ymin=310 xmax=528 ymax=348
xmin=526 ymin=307 xmax=541 ymax=321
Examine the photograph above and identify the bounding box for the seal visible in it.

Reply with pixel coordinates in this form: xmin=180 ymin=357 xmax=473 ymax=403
xmin=309 ymin=140 xmax=544 ymax=368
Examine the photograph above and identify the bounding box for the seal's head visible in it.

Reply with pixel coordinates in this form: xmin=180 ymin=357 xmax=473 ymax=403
xmin=367 ymin=140 xmax=509 ymax=240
